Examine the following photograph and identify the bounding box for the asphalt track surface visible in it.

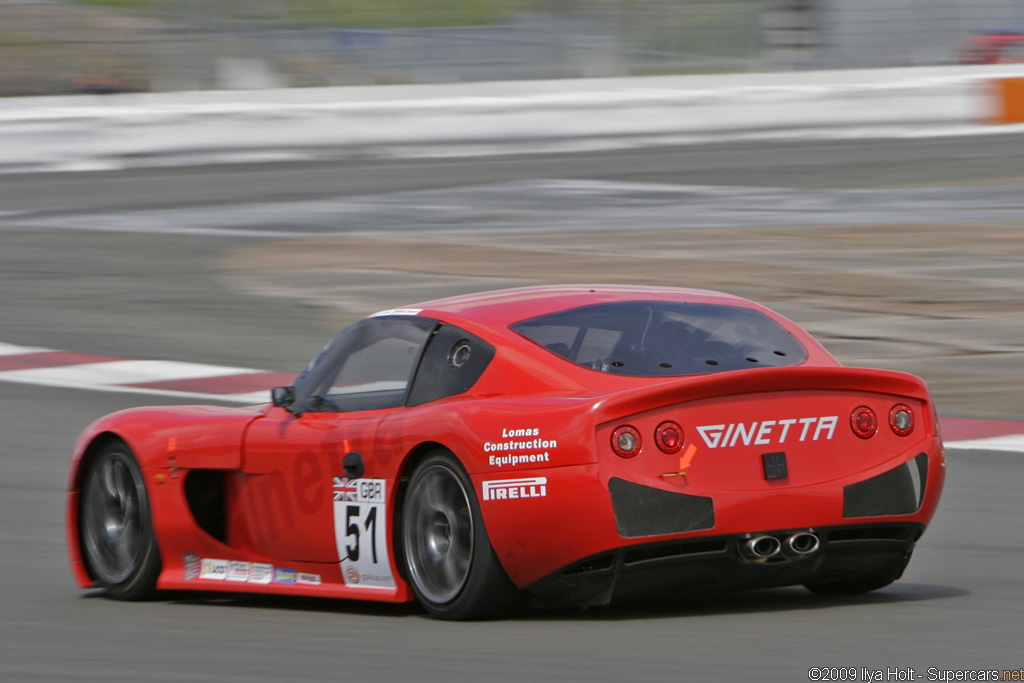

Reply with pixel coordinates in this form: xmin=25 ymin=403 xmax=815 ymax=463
xmin=2 ymin=136 xmax=1023 ymax=681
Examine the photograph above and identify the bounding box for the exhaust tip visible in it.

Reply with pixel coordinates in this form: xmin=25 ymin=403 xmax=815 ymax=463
xmin=740 ymin=535 xmax=782 ymax=561
xmin=784 ymin=532 xmax=820 ymax=556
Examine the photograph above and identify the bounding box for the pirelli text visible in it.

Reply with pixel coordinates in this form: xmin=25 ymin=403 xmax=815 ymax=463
xmin=807 ymin=668 xmax=1024 ymax=682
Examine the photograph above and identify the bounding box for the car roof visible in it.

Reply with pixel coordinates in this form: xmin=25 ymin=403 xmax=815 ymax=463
xmin=407 ymin=285 xmax=759 ymax=330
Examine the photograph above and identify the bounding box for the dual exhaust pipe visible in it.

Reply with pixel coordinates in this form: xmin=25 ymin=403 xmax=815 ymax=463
xmin=740 ymin=531 xmax=819 ymax=562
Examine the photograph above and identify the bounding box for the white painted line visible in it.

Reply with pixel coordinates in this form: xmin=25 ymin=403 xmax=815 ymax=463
xmin=225 ymin=391 xmax=274 ymax=404
xmin=945 ymin=435 xmax=1024 ymax=453
xmin=0 ymin=378 xmax=267 ymax=404
xmin=0 ymin=360 xmax=260 ymax=387
xmin=0 ymin=342 xmax=49 ymax=356
xmin=0 ymin=340 xmax=277 ymax=404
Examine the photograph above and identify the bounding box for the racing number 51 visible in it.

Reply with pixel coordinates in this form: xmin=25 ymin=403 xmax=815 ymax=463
xmin=345 ymin=504 xmax=378 ymax=563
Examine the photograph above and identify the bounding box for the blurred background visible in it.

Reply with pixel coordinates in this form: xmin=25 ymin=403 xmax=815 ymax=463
xmin=3 ymin=0 xmax=1024 ymax=96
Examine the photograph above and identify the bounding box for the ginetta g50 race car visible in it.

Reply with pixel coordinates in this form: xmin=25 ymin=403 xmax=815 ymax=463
xmin=67 ymin=285 xmax=945 ymax=619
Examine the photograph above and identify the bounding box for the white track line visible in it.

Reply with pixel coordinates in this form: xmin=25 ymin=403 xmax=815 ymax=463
xmin=0 ymin=342 xmax=273 ymax=404
xmin=0 ymin=342 xmax=48 ymax=356
xmin=0 ymin=359 xmax=259 ymax=387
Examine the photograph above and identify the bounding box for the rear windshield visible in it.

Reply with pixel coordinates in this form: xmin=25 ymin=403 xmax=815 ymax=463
xmin=510 ymin=300 xmax=808 ymax=377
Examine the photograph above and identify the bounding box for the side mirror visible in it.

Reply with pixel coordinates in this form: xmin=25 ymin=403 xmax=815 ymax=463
xmin=271 ymin=386 xmax=295 ymax=408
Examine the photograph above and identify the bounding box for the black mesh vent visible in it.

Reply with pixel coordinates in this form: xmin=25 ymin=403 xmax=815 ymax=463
xmin=843 ymin=453 xmax=928 ymax=518
xmin=608 ymin=477 xmax=715 ymax=538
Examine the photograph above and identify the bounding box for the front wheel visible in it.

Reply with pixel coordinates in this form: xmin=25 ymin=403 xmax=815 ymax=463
xmin=400 ymin=451 xmax=523 ymax=620
xmin=79 ymin=440 xmax=161 ymax=600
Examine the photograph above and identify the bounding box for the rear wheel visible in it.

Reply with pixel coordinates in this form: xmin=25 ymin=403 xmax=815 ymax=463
xmin=79 ymin=440 xmax=161 ymax=600
xmin=400 ymin=451 xmax=523 ymax=620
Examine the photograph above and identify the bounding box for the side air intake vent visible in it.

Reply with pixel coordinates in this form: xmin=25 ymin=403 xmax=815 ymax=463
xmin=843 ymin=453 xmax=928 ymax=518
xmin=185 ymin=470 xmax=227 ymax=542
xmin=608 ymin=478 xmax=714 ymax=538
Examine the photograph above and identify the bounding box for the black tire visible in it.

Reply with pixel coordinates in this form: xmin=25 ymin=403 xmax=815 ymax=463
xmin=400 ymin=451 xmax=524 ymax=620
xmin=79 ymin=440 xmax=161 ymax=600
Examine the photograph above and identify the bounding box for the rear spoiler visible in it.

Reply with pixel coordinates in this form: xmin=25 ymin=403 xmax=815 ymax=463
xmin=593 ymin=366 xmax=931 ymax=424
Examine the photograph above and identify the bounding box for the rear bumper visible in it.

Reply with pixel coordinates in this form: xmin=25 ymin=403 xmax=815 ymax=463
xmin=479 ymin=440 xmax=943 ymax=591
xmin=527 ymin=521 xmax=923 ymax=607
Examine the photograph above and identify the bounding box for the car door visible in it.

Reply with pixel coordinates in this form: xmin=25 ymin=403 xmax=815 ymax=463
xmin=243 ymin=316 xmax=436 ymax=573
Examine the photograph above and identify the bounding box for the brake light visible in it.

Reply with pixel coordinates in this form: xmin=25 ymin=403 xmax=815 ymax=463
xmin=851 ymin=406 xmax=877 ymax=439
xmin=889 ymin=404 xmax=914 ymax=436
xmin=611 ymin=426 xmax=642 ymax=458
xmin=655 ymin=421 xmax=684 ymax=454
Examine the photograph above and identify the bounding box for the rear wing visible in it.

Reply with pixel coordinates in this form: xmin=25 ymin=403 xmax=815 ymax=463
xmin=594 ymin=366 xmax=933 ymax=428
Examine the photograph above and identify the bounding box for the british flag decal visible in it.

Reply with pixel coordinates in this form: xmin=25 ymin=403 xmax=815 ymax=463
xmin=332 ymin=477 xmax=358 ymax=502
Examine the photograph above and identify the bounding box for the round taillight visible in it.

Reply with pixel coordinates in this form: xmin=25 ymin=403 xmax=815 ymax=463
xmin=611 ymin=426 xmax=642 ymax=458
xmin=655 ymin=421 xmax=684 ymax=454
xmin=851 ymin=406 xmax=877 ymax=439
xmin=889 ymin=404 xmax=914 ymax=436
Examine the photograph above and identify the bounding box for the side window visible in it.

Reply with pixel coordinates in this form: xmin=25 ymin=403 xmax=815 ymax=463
xmin=327 ymin=336 xmax=422 ymax=404
xmin=407 ymin=323 xmax=495 ymax=407
xmin=297 ymin=317 xmax=435 ymax=413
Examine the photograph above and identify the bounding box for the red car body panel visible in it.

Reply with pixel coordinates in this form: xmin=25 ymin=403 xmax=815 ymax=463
xmin=67 ymin=285 xmax=945 ymax=606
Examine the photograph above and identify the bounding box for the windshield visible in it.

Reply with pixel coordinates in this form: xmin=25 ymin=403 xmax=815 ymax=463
xmin=510 ymin=300 xmax=808 ymax=377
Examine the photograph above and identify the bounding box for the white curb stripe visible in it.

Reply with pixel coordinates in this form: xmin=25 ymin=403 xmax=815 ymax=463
xmin=0 ymin=378 xmax=267 ymax=404
xmin=0 ymin=359 xmax=261 ymax=387
xmin=0 ymin=342 xmax=49 ymax=356
xmin=0 ymin=342 xmax=275 ymax=404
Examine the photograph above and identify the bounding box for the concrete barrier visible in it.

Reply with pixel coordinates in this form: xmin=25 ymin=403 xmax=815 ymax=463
xmin=2 ymin=64 xmax=1024 ymax=173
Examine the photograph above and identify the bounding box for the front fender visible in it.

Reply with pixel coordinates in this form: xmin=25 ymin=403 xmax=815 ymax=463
xmin=66 ymin=404 xmax=264 ymax=588
xmin=68 ymin=404 xmax=264 ymax=491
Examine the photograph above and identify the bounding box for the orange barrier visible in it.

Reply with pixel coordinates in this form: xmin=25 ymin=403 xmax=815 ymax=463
xmin=991 ymin=77 xmax=1024 ymax=124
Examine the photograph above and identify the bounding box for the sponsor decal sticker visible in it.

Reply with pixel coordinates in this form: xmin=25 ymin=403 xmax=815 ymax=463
xmin=183 ymin=553 xmax=200 ymax=581
xmin=659 ymin=443 xmax=699 ymax=479
xmin=199 ymin=558 xmax=228 ymax=581
xmin=332 ymin=476 xmax=358 ymax=502
xmin=297 ymin=573 xmax=322 ymax=586
xmin=482 ymin=476 xmax=548 ymax=501
xmin=333 ymin=477 xmax=396 ymax=590
xmin=273 ymin=568 xmax=297 ymax=585
xmin=485 ymin=426 xmax=558 ymax=468
xmin=226 ymin=561 xmax=251 ymax=582
xmin=696 ymin=416 xmax=839 ymax=449
xmin=249 ymin=563 xmax=274 ymax=585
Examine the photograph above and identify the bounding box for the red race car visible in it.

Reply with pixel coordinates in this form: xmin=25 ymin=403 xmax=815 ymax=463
xmin=67 ymin=285 xmax=945 ymax=619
